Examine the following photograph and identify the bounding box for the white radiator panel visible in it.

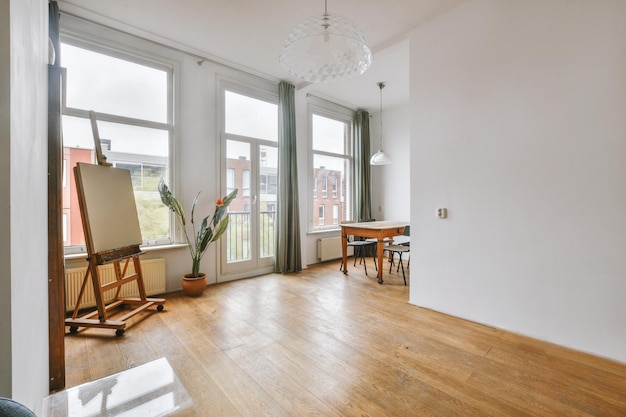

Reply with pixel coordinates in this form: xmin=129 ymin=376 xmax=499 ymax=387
xmin=65 ymin=258 xmax=166 ymax=311
xmin=317 ymin=236 xmax=353 ymax=261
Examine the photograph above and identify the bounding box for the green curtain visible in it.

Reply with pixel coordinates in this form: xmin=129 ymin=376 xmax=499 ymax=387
xmin=354 ymin=110 xmax=372 ymax=221
xmin=275 ymin=81 xmax=302 ymax=273
xmin=49 ymin=1 xmax=60 ymax=63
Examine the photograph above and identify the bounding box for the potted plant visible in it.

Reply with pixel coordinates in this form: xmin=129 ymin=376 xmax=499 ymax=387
xmin=158 ymin=178 xmax=238 ymax=296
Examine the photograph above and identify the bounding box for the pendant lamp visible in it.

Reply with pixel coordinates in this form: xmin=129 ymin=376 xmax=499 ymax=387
xmin=370 ymin=82 xmax=392 ymax=165
xmin=279 ymin=0 xmax=372 ymax=83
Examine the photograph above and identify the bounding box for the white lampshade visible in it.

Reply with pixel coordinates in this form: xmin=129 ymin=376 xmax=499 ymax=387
xmin=279 ymin=3 xmax=372 ymax=83
xmin=370 ymin=150 xmax=392 ymax=165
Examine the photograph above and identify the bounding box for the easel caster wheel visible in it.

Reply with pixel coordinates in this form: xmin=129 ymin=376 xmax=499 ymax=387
xmin=115 ymin=329 xmax=125 ymax=337
xmin=157 ymin=305 xmax=164 ymax=312
xmin=69 ymin=326 xmax=78 ymax=334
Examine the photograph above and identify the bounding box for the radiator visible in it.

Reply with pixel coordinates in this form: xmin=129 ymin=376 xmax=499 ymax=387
xmin=65 ymin=258 xmax=166 ymax=311
xmin=317 ymin=236 xmax=353 ymax=261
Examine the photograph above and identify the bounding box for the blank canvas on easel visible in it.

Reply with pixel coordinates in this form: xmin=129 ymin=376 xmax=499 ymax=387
xmin=74 ymin=162 xmax=142 ymax=254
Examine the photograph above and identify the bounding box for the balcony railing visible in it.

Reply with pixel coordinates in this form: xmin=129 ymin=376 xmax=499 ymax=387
xmin=226 ymin=211 xmax=276 ymax=262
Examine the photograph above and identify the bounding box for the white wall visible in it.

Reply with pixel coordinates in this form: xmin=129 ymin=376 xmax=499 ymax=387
xmin=371 ymin=102 xmax=411 ymax=223
xmin=0 ymin=0 xmax=50 ymax=410
xmin=409 ymin=0 xmax=626 ymax=363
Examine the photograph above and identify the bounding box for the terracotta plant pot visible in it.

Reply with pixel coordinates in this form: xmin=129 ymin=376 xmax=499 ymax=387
xmin=181 ymin=273 xmax=207 ymax=297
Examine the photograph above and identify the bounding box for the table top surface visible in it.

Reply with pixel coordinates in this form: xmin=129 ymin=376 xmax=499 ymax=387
xmin=340 ymin=221 xmax=408 ymax=230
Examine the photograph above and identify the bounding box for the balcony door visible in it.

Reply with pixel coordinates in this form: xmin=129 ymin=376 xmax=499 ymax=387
xmin=220 ymin=87 xmax=277 ymax=280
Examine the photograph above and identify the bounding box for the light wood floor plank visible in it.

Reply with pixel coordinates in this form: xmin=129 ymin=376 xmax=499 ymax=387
xmin=150 ymin=310 xmax=243 ymax=417
xmin=226 ymin=343 xmax=344 ymax=417
xmin=63 ymin=261 xmax=626 ymax=416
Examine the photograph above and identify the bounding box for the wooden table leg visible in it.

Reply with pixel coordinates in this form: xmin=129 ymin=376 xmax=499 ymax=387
xmin=341 ymin=233 xmax=348 ymax=274
xmin=376 ymin=238 xmax=384 ymax=284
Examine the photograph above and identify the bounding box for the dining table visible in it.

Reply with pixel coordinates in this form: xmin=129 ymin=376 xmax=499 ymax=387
xmin=340 ymin=221 xmax=408 ymax=284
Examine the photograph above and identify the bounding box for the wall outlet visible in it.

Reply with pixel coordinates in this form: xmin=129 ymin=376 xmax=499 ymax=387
xmin=437 ymin=208 xmax=448 ymax=219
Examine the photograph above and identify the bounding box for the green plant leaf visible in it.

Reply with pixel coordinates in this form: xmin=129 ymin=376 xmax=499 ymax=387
xmin=158 ymin=178 xmax=185 ymax=225
xmin=212 ymin=216 xmax=229 ymax=241
xmin=157 ymin=183 xmax=239 ymax=276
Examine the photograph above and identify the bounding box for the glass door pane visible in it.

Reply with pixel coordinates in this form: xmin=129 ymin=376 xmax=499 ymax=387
xmin=225 ymin=140 xmax=252 ymax=265
xmin=259 ymin=145 xmax=277 ymax=259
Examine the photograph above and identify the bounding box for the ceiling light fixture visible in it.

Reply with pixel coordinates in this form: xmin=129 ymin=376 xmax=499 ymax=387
xmin=370 ymin=82 xmax=392 ymax=166
xmin=279 ymin=0 xmax=372 ymax=83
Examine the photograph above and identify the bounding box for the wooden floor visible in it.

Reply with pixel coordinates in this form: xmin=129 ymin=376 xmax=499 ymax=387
xmin=65 ymin=260 xmax=626 ymax=416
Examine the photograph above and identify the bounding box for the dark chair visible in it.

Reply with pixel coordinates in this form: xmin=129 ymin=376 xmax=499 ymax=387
xmin=340 ymin=221 xmax=377 ymax=276
xmin=357 ymin=218 xmax=385 ymax=268
xmin=0 ymin=398 xmax=37 ymax=417
xmin=347 ymin=238 xmax=377 ymax=275
xmin=383 ymin=225 xmax=410 ymax=285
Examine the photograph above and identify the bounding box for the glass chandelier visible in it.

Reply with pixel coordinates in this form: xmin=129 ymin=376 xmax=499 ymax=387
xmin=279 ymin=0 xmax=372 ymax=83
xmin=370 ymin=82 xmax=392 ymax=165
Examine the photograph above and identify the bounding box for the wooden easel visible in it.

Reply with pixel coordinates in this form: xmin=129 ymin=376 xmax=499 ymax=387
xmin=65 ymin=111 xmax=165 ymax=336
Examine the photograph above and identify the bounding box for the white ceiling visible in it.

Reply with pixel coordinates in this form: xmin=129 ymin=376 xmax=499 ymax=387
xmin=58 ymin=0 xmax=466 ymax=111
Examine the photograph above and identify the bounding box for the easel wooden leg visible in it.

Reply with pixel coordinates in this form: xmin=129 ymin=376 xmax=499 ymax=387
xmin=90 ymin=257 xmax=108 ymax=322
xmin=65 ymin=254 xmax=165 ymax=336
xmin=133 ymin=256 xmax=148 ymax=300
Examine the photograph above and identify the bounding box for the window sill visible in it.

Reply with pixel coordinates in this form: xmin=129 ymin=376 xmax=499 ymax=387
xmin=64 ymin=243 xmax=188 ymax=261
xmin=306 ymin=228 xmax=341 ymax=237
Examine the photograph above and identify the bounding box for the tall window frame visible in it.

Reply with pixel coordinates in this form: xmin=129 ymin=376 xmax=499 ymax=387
xmin=309 ymin=98 xmax=355 ymax=232
xmin=59 ymin=14 xmax=180 ymax=254
xmin=219 ymin=78 xmax=279 ymax=278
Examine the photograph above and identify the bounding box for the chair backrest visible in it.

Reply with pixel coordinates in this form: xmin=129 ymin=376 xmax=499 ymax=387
xmin=403 ymin=225 xmax=410 ymax=236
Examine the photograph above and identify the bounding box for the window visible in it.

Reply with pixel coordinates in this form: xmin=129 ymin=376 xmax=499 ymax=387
xmin=62 ymin=159 xmax=67 ymax=187
xmin=223 ymin=86 xmax=278 ymax=269
xmin=243 ymin=169 xmax=251 ymax=197
xmin=310 ymin=104 xmax=354 ymax=231
xmin=62 ymin=214 xmax=68 ymax=243
xmin=60 ymin=29 xmax=174 ymax=252
xmin=227 ymin=168 xmax=236 ymax=195
xmin=115 ymin=162 xmax=166 ymax=192
xmin=260 ymin=173 xmax=278 ymax=195
xmin=269 ymin=174 xmax=278 ymax=195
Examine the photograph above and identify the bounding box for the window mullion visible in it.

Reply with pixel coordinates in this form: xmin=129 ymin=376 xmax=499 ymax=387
xmin=64 ymin=107 xmax=172 ymax=132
